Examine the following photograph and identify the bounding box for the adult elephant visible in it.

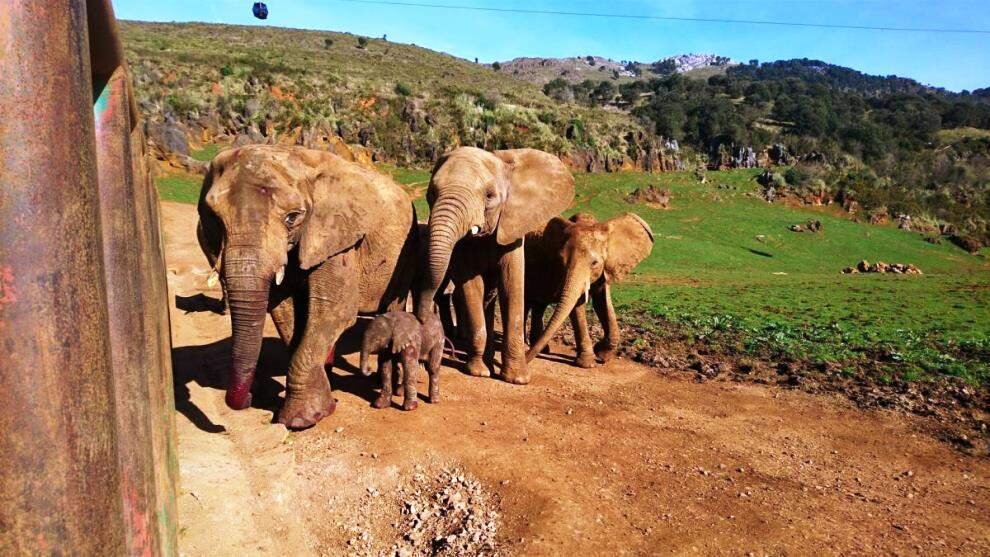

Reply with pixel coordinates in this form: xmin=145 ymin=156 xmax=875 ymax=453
xmin=416 ymin=147 xmax=574 ymax=384
xmin=198 ymin=145 xmax=416 ymax=429
xmin=525 ymin=212 xmax=654 ymax=367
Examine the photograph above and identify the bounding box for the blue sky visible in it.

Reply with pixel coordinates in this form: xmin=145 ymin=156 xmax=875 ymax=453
xmin=114 ymin=0 xmax=990 ymax=91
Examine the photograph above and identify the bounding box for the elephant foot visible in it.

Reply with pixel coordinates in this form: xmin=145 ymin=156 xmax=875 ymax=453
xmin=501 ymin=361 xmax=531 ymax=385
xmin=372 ymin=394 xmax=391 ymax=409
xmin=428 ymin=386 xmax=440 ymax=404
xmin=278 ymin=391 xmax=336 ymax=430
xmin=466 ymin=356 xmax=491 ymax=378
xmin=402 ymin=398 xmax=419 ymax=412
xmin=594 ymin=341 xmax=617 ymax=363
xmin=575 ymin=352 xmax=598 ymax=369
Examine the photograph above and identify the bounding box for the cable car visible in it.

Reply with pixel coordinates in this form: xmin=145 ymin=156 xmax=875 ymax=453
xmin=252 ymin=2 xmax=268 ymax=20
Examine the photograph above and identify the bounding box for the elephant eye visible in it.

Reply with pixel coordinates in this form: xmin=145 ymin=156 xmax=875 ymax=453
xmin=485 ymin=190 xmax=497 ymax=201
xmin=283 ymin=210 xmax=304 ymax=228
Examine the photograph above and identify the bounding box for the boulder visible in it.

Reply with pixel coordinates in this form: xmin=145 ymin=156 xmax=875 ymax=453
xmin=145 ymin=120 xmax=189 ymax=157
xmin=868 ymin=210 xmax=889 ymax=225
xmin=625 ymin=185 xmax=671 ymax=209
xmin=949 ymin=235 xmax=983 ymax=254
xmin=243 ymin=98 xmax=262 ymax=119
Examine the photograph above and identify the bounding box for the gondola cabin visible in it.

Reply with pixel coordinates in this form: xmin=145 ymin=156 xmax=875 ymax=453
xmin=252 ymin=2 xmax=269 ymax=20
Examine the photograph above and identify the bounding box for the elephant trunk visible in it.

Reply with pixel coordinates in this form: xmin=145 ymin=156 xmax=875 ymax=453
xmin=526 ymin=259 xmax=590 ymax=361
xmin=223 ymin=246 xmax=272 ymax=410
xmin=417 ymin=193 xmax=473 ymax=321
xmin=359 ymin=337 xmax=375 ymax=377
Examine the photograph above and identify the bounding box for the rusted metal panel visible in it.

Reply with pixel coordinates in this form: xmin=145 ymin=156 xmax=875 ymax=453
xmin=131 ymin=104 xmax=181 ymax=557
xmin=0 ymin=1 xmax=179 ymax=554
xmin=94 ymin=64 xmax=164 ymax=556
xmin=89 ymin=0 xmax=180 ymax=554
xmin=0 ymin=1 xmax=126 ymax=554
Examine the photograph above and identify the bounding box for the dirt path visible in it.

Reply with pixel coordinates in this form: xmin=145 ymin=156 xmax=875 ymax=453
xmin=163 ymin=201 xmax=990 ymax=555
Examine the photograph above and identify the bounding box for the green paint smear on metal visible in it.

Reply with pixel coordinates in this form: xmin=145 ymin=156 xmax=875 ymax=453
xmin=93 ymin=82 xmax=111 ymax=118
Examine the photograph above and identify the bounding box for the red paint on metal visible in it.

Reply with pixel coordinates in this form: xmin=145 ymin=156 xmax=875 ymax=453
xmin=0 ymin=266 xmax=16 ymax=305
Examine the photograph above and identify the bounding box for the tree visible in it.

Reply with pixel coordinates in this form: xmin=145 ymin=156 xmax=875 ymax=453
xmin=543 ymin=78 xmax=574 ymax=102
xmin=592 ymin=81 xmax=616 ymax=104
xmin=491 ymin=61 xmax=501 ymax=71
xmin=651 ymin=59 xmax=676 ymax=75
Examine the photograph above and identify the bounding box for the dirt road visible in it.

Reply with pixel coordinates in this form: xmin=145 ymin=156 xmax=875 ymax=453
xmin=163 ymin=201 xmax=990 ymax=555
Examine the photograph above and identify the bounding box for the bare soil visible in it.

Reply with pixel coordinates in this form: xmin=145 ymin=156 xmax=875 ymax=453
xmin=163 ymin=201 xmax=990 ymax=556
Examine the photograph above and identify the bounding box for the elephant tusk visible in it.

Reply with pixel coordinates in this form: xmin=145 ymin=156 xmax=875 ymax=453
xmin=585 ymin=280 xmax=591 ymax=304
xmin=470 ymin=225 xmax=481 ymax=236
xmin=207 ymin=270 xmax=219 ymax=288
xmin=275 ymin=266 xmax=285 ymax=286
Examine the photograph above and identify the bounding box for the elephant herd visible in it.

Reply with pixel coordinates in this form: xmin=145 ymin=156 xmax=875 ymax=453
xmin=197 ymin=145 xmax=654 ymax=429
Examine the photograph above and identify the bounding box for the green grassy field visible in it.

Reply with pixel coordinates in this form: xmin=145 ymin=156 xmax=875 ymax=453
xmin=160 ymin=164 xmax=990 ymax=384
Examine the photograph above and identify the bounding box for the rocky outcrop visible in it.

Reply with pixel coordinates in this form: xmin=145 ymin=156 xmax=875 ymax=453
xmin=843 ymin=260 xmax=922 ymax=274
xmin=657 ymin=53 xmax=735 ymax=74
xmin=625 ymin=185 xmax=671 ymax=209
xmin=789 ymin=220 xmax=822 ymax=233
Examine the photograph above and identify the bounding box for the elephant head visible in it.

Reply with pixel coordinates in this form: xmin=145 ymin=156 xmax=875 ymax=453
xmin=198 ymin=145 xmax=377 ymax=410
xmin=416 ymin=147 xmax=575 ymax=320
xmin=525 ymin=212 xmax=654 ymax=360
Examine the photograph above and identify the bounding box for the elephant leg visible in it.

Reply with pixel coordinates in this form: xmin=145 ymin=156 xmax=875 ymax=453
xmin=570 ymin=299 xmax=597 ymax=368
xmin=483 ymin=289 xmax=497 ymax=369
xmin=592 ymin=283 xmax=620 ymax=363
xmin=459 ymin=274 xmax=491 ymax=377
xmin=426 ymin=345 xmax=442 ymax=403
xmin=393 ymin=357 xmax=405 ymax=398
xmin=528 ymin=303 xmax=550 ymax=355
xmin=278 ymin=255 xmax=358 ymax=429
xmin=269 ymin=292 xmax=295 ymax=347
xmin=497 ymin=241 xmax=529 ymax=384
xmin=372 ymin=356 xmax=393 ymax=409
xmin=453 ymin=287 xmax=471 ymax=345
xmin=401 ymin=347 xmax=419 ymax=411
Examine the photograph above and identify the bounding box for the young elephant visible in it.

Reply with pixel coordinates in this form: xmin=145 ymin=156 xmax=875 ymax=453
xmin=360 ymin=311 xmax=445 ymax=410
xmin=524 ymin=212 xmax=654 ymax=367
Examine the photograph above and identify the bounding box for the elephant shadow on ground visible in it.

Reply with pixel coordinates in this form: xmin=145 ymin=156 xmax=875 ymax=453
xmin=171 ymin=336 xmax=289 ymax=433
xmin=174 ymin=293 xmax=226 ymax=315
xmin=173 ymin=329 xmax=390 ymax=431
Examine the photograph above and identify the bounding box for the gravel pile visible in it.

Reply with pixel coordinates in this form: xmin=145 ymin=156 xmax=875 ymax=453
xmin=391 ymin=468 xmax=500 ymax=557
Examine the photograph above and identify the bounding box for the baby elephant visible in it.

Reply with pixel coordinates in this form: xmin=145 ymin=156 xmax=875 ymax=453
xmin=360 ymin=311 xmax=444 ymax=410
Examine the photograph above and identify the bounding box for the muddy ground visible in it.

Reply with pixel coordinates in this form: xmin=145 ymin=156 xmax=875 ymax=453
xmin=163 ymin=201 xmax=990 ymax=555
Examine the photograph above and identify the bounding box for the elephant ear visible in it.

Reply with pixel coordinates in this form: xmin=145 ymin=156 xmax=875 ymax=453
xmin=604 ymin=213 xmax=654 ymax=282
xmin=297 ymin=152 xmax=371 ymax=270
xmin=196 ymin=153 xmax=234 ymax=268
xmin=494 ymin=149 xmax=575 ymax=245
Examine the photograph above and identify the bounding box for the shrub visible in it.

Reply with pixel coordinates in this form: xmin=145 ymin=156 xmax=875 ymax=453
xmin=394 ymin=82 xmax=412 ymax=96
xmin=357 ymin=36 xmax=368 ymax=49
xmin=219 ymin=65 xmax=234 ymax=77
xmin=491 ymin=61 xmax=501 ymax=71
xmin=323 ymin=38 xmax=334 ymax=49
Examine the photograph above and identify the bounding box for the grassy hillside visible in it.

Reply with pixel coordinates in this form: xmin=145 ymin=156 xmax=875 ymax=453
xmin=121 ymin=21 xmax=667 ymax=169
xmin=565 ymin=170 xmax=990 ymax=384
xmin=157 ymin=164 xmax=990 ymax=384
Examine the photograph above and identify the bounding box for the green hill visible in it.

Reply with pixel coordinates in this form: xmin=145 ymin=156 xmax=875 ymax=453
xmin=121 ymin=21 xmax=670 ymax=170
